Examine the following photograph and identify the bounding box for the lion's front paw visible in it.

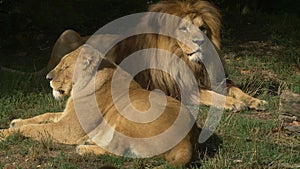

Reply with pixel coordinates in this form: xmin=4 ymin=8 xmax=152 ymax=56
xmin=248 ymin=99 xmax=268 ymax=111
xmin=10 ymin=119 xmax=24 ymax=128
xmin=225 ymin=98 xmax=248 ymax=112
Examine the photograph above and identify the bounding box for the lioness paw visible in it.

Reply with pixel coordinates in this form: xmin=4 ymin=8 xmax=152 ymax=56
xmin=76 ymin=145 xmax=107 ymax=155
xmin=83 ymin=139 xmax=96 ymax=145
xmin=76 ymin=145 xmax=87 ymax=155
xmin=0 ymin=129 xmax=10 ymax=140
xmin=10 ymin=119 xmax=24 ymax=128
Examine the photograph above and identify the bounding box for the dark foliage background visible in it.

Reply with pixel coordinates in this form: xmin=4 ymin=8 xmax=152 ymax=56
xmin=0 ymin=0 xmax=299 ymax=69
xmin=0 ymin=0 xmax=299 ymax=47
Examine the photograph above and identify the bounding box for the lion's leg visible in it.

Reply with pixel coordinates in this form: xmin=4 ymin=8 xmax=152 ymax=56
xmin=76 ymin=145 xmax=107 ymax=155
xmin=227 ymin=86 xmax=267 ymax=110
xmin=199 ymin=89 xmax=247 ymax=111
xmin=10 ymin=112 xmax=62 ymax=128
xmin=2 ymin=122 xmax=86 ymax=145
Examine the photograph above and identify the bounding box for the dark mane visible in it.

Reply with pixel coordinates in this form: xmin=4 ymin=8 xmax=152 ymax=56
xmin=149 ymin=0 xmax=222 ymax=50
xmin=103 ymin=0 xmax=222 ymax=102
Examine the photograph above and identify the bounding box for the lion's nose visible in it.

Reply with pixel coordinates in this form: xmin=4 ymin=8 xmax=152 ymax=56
xmin=193 ymin=39 xmax=204 ymax=46
xmin=46 ymin=72 xmax=53 ymax=81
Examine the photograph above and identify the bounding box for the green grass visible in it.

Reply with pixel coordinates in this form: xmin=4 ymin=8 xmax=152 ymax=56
xmin=0 ymin=12 xmax=300 ymax=169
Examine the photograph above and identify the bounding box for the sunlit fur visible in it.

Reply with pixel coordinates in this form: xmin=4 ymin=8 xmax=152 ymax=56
xmin=101 ymin=0 xmax=222 ymax=102
xmin=1 ymin=45 xmax=199 ymax=168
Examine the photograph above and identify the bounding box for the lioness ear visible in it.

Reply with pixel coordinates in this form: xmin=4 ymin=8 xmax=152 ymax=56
xmin=80 ymin=44 xmax=102 ymax=70
xmin=83 ymin=55 xmax=93 ymax=68
xmin=73 ymin=44 xmax=102 ymax=87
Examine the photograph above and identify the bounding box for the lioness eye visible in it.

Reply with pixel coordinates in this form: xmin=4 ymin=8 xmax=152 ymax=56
xmin=61 ymin=65 xmax=69 ymax=70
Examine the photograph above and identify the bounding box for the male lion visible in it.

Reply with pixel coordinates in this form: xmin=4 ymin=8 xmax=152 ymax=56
xmin=1 ymin=45 xmax=199 ymax=168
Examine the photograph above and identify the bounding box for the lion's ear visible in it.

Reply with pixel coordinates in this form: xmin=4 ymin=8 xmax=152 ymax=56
xmin=79 ymin=44 xmax=102 ymax=70
xmin=82 ymin=55 xmax=93 ymax=68
xmin=73 ymin=44 xmax=102 ymax=89
xmin=78 ymin=44 xmax=116 ymax=71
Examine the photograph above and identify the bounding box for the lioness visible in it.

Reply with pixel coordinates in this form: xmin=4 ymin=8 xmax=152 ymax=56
xmin=1 ymin=45 xmax=199 ymax=168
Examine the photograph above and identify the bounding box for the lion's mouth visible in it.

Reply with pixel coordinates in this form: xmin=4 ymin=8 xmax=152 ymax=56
xmin=187 ymin=51 xmax=197 ymax=56
xmin=50 ymin=81 xmax=66 ymax=99
xmin=52 ymin=89 xmax=66 ymax=100
xmin=58 ymin=89 xmax=65 ymax=95
xmin=187 ymin=49 xmax=203 ymax=63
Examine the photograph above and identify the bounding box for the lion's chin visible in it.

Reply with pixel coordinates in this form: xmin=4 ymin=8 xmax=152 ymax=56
xmin=52 ymin=90 xmax=64 ymax=100
xmin=188 ymin=51 xmax=203 ymax=63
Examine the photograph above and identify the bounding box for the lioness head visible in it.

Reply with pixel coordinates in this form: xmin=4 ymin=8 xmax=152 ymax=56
xmin=46 ymin=45 xmax=113 ymax=100
xmin=46 ymin=47 xmax=81 ymax=100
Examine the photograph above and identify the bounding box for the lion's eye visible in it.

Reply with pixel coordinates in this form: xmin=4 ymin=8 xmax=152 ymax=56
xmin=61 ymin=65 xmax=69 ymax=70
xmin=179 ymin=26 xmax=189 ymax=33
xmin=199 ymin=25 xmax=207 ymax=34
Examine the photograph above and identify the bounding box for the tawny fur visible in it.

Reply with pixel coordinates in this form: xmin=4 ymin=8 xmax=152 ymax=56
xmin=1 ymin=45 xmax=198 ymax=168
xmin=7 ymin=0 xmax=266 ymax=112
xmin=99 ymin=0 xmax=267 ymax=110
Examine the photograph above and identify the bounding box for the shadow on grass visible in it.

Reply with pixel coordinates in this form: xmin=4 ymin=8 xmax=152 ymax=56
xmin=191 ymin=130 xmax=223 ymax=168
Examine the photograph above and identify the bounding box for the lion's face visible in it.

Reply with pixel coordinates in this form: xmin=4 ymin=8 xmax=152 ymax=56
xmin=175 ymin=14 xmax=209 ymax=62
xmin=153 ymin=13 xmax=215 ymax=64
xmin=46 ymin=45 xmax=107 ymax=100
xmin=149 ymin=0 xmax=221 ymax=62
xmin=46 ymin=47 xmax=80 ymax=100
